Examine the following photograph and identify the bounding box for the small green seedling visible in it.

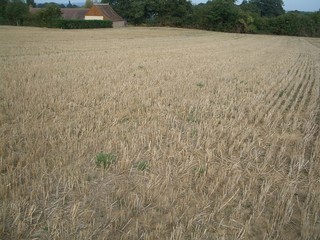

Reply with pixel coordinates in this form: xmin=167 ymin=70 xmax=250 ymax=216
xmin=187 ymin=114 xmax=200 ymax=123
xmin=96 ymin=152 xmax=117 ymax=169
xmin=134 ymin=160 xmax=149 ymax=171
xmin=196 ymin=82 xmax=205 ymax=88
xmin=278 ymin=90 xmax=285 ymax=98
xmin=194 ymin=166 xmax=206 ymax=177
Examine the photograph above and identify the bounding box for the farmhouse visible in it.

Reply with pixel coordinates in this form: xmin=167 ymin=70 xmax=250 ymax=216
xmin=61 ymin=8 xmax=88 ymax=20
xmin=85 ymin=4 xmax=125 ymax=28
xmin=29 ymin=3 xmax=125 ymax=27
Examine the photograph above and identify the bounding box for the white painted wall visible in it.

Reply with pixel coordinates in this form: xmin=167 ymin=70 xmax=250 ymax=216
xmin=112 ymin=21 xmax=126 ymax=28
xmin=85 ymin=16 xmax=104 ymax=20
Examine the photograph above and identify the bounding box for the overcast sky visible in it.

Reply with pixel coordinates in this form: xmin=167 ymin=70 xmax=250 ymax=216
xmin=192 ymin=0 xmax=319 ymax=12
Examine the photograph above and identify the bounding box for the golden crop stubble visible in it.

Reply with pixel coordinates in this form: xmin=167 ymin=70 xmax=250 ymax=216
xmin=0 ymin=26 xmax=320 ymax=239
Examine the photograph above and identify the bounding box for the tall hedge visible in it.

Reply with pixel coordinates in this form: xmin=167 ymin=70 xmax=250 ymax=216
xmin=252 ymin=12 xmax=320 ymax=37
xmin=53 ymin=19 xmax=113 ymax=29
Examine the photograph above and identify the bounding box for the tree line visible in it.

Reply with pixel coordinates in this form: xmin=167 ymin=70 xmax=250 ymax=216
xmin=1 ymin=0 xmax=319 ymax=37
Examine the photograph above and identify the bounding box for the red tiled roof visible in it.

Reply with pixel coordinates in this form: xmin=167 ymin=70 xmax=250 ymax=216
xmin=86 ymin=4 xmax=124 ymax=22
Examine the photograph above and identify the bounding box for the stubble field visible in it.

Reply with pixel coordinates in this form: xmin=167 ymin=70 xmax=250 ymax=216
xmin=0 ymin=26 xmax=320 ymax=239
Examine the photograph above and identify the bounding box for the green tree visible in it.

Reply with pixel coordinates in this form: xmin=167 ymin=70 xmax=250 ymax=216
xmin=100 ymin=0 xmax=117 ymax=4
xmin=249 ymin=0 xmax=284 ymax=17
xmin=100 ymin=0 xmax=192 ymax=26
xmin=0 ymin=0 xmax=9 ymax=23
xmin=37 ymin=2 xmax=65 ymax=8
xmin=26 ymin=0 xmax=36 ymax=7
xmin=84 ymin=0 xmax=93 ymax=8
xmin=154 ymin=0 xmax=193 ymax=26
xmin=240 ymin=0 xmax=260 ymax=16
xmin=237 ymin=9 xmax=255 ymax=33
xmin=125 ymin=0 xmax=146 ymax=24
xmin=311 ymin=12 xmax=320 ymax=36
xmin=36 ymin=3 xmax=62 ymax=26
xmin=269 ymin=12 xmax=320 ymax=37
xmin=195 ymin=0 xmax=242 ymax=32
xmin=6 ymin=0 xmax=28 ymax=25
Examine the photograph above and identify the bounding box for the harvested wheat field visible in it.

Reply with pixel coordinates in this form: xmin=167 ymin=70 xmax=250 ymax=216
xmin=0 ymin=26 xmax=320 ymax=239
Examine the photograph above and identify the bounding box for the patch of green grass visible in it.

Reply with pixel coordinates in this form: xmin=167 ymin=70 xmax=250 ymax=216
xmin=96 ymin=152 xmax=117 ymax=169
xmin=187 ymin=114 xmax=200 ymax=123
xmin=194 ymin=166 xmax=206 ymax=177
xmin=196 ymin=82 xmax=205 ymax=88
xmin=187 ymin=115 xmax=196 ymax=123
xmin=279 ymin=90 xmax=285 ymax=98
xmin=134 ymin=160 xmax=149 ymax=171
xmin=187 ymin=107 xmax=200 ymax=123
xmin=119 ymin=117 xmax=130 ymax=124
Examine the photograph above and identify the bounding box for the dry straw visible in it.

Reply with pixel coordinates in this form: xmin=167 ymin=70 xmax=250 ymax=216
xmin=0 ymin=26 xmax=319 ymax=239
